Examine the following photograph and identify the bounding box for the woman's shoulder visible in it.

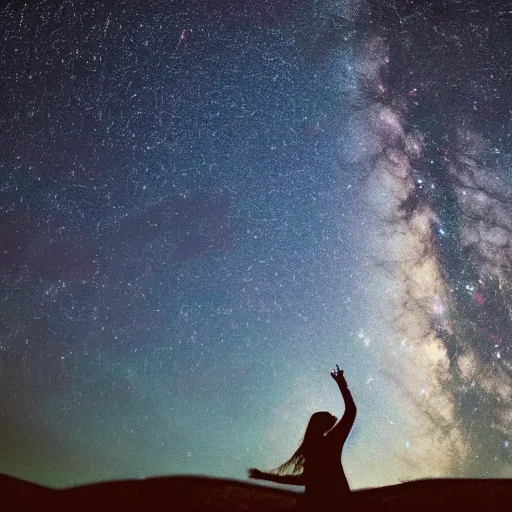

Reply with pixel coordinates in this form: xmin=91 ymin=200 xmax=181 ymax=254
xmin=306 ymin=435 xmax=330 ymax=457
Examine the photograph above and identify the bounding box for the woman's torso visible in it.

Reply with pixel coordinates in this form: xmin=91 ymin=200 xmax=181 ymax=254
xmin=303 ymin=437 xmax=351 ymax=499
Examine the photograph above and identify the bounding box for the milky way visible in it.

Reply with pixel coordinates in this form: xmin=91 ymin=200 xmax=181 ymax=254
xmin=340 ymin=0 xmax=512 ymax=479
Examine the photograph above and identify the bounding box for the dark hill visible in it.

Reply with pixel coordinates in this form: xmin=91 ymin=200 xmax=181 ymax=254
xmin=2 ymin=473 xmax=511 ymax=511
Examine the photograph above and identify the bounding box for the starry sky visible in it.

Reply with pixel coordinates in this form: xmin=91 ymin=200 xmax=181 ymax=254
xmin=1 ymin=0 xmax=511 ymax=490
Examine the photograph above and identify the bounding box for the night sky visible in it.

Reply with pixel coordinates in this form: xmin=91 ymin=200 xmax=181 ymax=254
xmin=1 ymin=0 xmax=511 ymax=490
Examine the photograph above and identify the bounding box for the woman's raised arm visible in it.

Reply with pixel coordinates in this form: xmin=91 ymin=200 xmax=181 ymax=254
xmin=328 ymin=365 xmax=357 ymax=445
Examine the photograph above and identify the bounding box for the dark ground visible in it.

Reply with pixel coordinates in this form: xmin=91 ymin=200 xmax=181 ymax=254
xmin=2 ymin=473 xmax=512 ymax=511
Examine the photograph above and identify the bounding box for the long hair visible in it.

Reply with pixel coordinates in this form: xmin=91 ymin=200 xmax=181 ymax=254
xmin=266 ymin=411 xmax=336 ymax=476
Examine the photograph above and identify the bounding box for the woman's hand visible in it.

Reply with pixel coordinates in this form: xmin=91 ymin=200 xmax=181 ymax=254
xmin=331 ymin=364 xmax=348 ymax=388
xmin=248 ymin=468 xmax=264 ymax=479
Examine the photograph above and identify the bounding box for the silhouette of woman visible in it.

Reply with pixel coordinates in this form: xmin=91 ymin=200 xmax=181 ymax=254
xmin=248 ymin=365 xmax=357 ymax=511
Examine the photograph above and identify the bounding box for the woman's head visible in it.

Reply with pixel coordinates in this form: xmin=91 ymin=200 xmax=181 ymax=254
xmin=263 ymin=411 xmax=337 ymax=476
xmin=306 ymin=411 xmax=337 ymax=437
